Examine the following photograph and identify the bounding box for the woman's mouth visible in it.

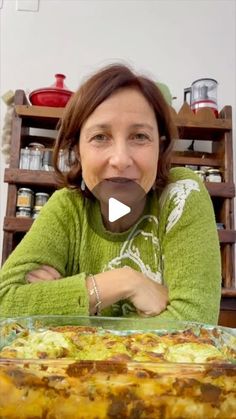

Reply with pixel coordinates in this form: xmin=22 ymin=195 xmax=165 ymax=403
xmin=106 ymin=177 xmax=136 ymax=183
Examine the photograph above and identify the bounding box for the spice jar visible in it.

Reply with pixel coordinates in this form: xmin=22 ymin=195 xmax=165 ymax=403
xmin=200 ymin=166 xmax=211 ymax=173
xmin=19 ymin=147 xmax=30 ymax=169
xmin=35 ymin=192 xmax=50 ymax=207
xmin=32 ymin=208 xmax=41 ymax=219
xmin=17 ymin=188 xmax=34 ymax=209
xmin=16 ymin=207 xmax=31 ymax=218
xmin=58 ymin=149 xmax=66 ymax=172
xmin=29 ymin=147 xmax=43 ymax=170
xmin=194 ymin=170 xmax=205 ymax=181
xmin=216 ymin=222 xmax=225 ymax=230
xmin=42 ymin=149 xmax=54 ymax=171
xmin=206 ymin=169 xmax=222 ymax=183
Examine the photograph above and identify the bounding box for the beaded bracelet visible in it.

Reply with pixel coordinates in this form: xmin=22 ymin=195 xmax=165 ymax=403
xmin=88 ymin=275 xmax=102 ymax=315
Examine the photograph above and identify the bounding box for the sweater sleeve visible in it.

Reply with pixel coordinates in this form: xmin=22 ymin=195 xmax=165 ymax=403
xmin=0 ymin=189 xmax=90 ymax=317
xmin=156 ymin=169 xmax=221 ymax=324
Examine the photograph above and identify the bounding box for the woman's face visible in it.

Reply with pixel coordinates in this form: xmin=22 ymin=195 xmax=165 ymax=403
xmin=79 ymin=87 xmax=160 ymax=194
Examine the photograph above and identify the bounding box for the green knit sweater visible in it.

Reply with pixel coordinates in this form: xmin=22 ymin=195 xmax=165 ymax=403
xmin=0 ymin=168 xmax=221 ymax=323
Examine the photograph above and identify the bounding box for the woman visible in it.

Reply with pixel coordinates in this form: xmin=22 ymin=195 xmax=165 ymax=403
xmin=0 ymin=64 xmax=221 ymax=323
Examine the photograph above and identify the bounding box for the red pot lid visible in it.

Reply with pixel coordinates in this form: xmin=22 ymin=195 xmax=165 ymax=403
xmin=29 ymin=74 xmax=73 ymax=96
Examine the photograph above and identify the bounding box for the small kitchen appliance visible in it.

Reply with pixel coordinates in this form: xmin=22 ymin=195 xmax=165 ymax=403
xmin=184 ymin=78 xmax=218 ymax=117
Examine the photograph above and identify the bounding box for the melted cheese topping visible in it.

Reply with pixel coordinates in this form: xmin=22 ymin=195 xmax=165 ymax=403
xmin=0 ymin=328 xmax=233 ymax=364
xmin=2 ymin=330 xmax=78 ymax=359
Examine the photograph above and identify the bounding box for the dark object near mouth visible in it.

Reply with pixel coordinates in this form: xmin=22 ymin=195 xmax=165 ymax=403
xmin=106 ymin=178 xmax=134 ymax=183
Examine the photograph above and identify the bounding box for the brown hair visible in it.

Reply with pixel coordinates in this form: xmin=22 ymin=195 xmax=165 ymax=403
xmin=53 ymin=63 xmax=178 ymax=195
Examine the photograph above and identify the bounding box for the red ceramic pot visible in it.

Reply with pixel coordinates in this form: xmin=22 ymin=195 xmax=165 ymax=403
xmin=29 ymin=74 xmax=73 ymax=107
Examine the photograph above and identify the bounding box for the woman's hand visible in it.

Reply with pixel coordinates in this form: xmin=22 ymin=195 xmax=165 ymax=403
xmin=125 ymin=268 xmax=168 ymax=317
xmin=26 ymin=265 xmax=61 ymax=283
xmin=90 ymin=267 xmax=168 ymax=317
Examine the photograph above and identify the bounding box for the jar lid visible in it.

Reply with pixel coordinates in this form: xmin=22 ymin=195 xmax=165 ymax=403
xmin=18 ymin=188 xmax=33 ymax=193
xmin=207 ymin=169 xmax=221 ymax=174
xmin=35 ymin=192 xmax=50 ymax=197
xmin=17 ymin=207 xmax=31 ymax=211
xmin=194 ymin=170 xmax=205 ymax=174
xmin=200 ymin=166 xmax=211 ymax=171
xmin=29 ymin=142 xmax=45 ymax=149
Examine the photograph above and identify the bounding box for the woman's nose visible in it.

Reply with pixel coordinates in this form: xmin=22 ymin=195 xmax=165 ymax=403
xmin=109 ymin=143 xmax=133 ymax=171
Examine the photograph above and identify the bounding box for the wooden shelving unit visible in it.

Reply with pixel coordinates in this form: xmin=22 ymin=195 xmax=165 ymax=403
xmin=1 ymin=90 xmax=236 ymax=326
xmin=4 ymin=168 xmax=235 ymax=197
xmin=4 ymin=169 xmax=59 ymax=187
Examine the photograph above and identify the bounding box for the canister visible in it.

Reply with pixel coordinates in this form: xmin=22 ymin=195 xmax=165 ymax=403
xmin=206 ymin=169 xmax=222 ymax=183
xmin=58 ymin=149 xmax=66 ymax=172
xmin=32 ymin=208 xmax=41 ymax=219
xmin=35 ymin=192 xmax=50 ymax=207
xmin=194 ymin=170 xmax=205 ymax=181
xmin=42 ymin=149 xmax=54 ymax=171
xmin=19 ymin=147 xmax=30 ymax=170
xmin=16 ymin=207 xmax=31 ymax=218
xmin=216 ymin=223 xmax=225 ymax=230
xmin=17 ymin=188 xmax=34 ymax=208
xmin=29 ymin=148 xmax=42 ymax=170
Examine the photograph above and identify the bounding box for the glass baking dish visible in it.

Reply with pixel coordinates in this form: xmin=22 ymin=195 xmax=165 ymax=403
xmin=0 ymin=316 xmax=235 ymax=419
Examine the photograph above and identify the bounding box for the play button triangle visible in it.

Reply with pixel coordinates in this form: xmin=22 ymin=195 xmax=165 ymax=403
xmin=108 ymin=197 xmax=131 ymax=222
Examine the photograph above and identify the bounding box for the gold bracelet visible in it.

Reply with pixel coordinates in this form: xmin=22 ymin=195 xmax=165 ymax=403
xmin=88 ymin=275 xmax=102 ymax=315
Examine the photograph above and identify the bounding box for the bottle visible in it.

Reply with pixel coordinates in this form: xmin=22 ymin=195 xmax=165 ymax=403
xmin=35 ymin=192 xmax=50 ymax=207
xmin=29 ymin=147 xmax=42 ymax=170
xmin=206 ymin=169 xmax=222 ymax=183
xmin=17 ymin=188 xmax=34 ymax=209
xmin=194 ymin=170 xmax=205 ymax=181
xmin=42 ymin=149 xmax=54 ymax=171
xmin=19 ymin=147 xmax=30 ymax=169
xmin=58 ymin=149 xmax=66 ymax=172
xmin=16 ymin=207 xmax=31 ymax=218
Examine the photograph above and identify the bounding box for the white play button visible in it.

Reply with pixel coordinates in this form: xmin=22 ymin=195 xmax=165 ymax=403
xmin=108 ymin=197 xmax=131 ymax=222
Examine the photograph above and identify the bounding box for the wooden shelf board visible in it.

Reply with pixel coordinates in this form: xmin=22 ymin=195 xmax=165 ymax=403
xmin=171 ymin=155 xmax=221 ymax=167
xmin=4 ymin=168 xmax=59 ymax=187
xmin=205 ymin=182 xmax=235 ymax=198
xmin=4 ymin=169 xmax=235 ymax=199
xmin=17 ymin=105 xmax=232 ymax=128
xmin=171 ymin=103 xmax=232 ymax=135
xmin=221 ymin=288 xmax=236 ymax=297
xmin=218 ymin=230 xmax=236 ymax=243
xmin=15 ymin=105 xmax=231 ymax=137
xmin=175 ymin=120 xmax=231 ymax=140
xmin=4 ymin=216 xmax=33 ymax=232
xmin=15 ymin=105 xmax=63 ymax=129
xmin=15 ymin=105 xmax=63 ymax=119
xmin=175 ymin=117 xmax=232 ymax=130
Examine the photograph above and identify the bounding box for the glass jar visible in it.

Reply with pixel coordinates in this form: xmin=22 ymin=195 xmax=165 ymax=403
xmin=35 ymin=192 xmax=50 ymax=207
xmin=32 ymin=208 xmax=41 ymax=219
xmin=194 ymin=170 xmax=205 ymax=181
xmin=200 ymin=166 xmax=211 ymax=173
xmin=16 ymin=207 xmax=31 ymax=218
xmin=19 ymin=147 xmax=30 ymax=169
xmin=206 ymin=169 xmax=222 ymax=183
xmin=58 ymin=149 xmax=66 ymax=172
xmin=17 ymin=188 xmax=34 ymax=209
xmin=185 ymin=164 xmax=198 ymax=171
xmin=42 ymin=149 xmax=54 ymax=171
xmin=216 ymin=222 xmax=225 ymax=230
xmin=29 ymin=147 xmax=43 ymax=170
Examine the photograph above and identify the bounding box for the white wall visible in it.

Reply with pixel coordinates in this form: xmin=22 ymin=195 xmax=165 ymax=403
xmin=1 ymin=0 xmax=236 ymax=258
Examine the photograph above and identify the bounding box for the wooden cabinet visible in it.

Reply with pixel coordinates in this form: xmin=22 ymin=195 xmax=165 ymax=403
xmin=2 ymin=90 xmax=236 ymax=326
xmin=169 ymin=104 xmax=236 ymax=327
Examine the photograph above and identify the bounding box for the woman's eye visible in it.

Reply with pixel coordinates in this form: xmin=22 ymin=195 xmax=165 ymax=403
xmin=91 ymin=134 xmax=109 ymax=143
xmin=132 ymin=133 xmax=150 ymax=142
